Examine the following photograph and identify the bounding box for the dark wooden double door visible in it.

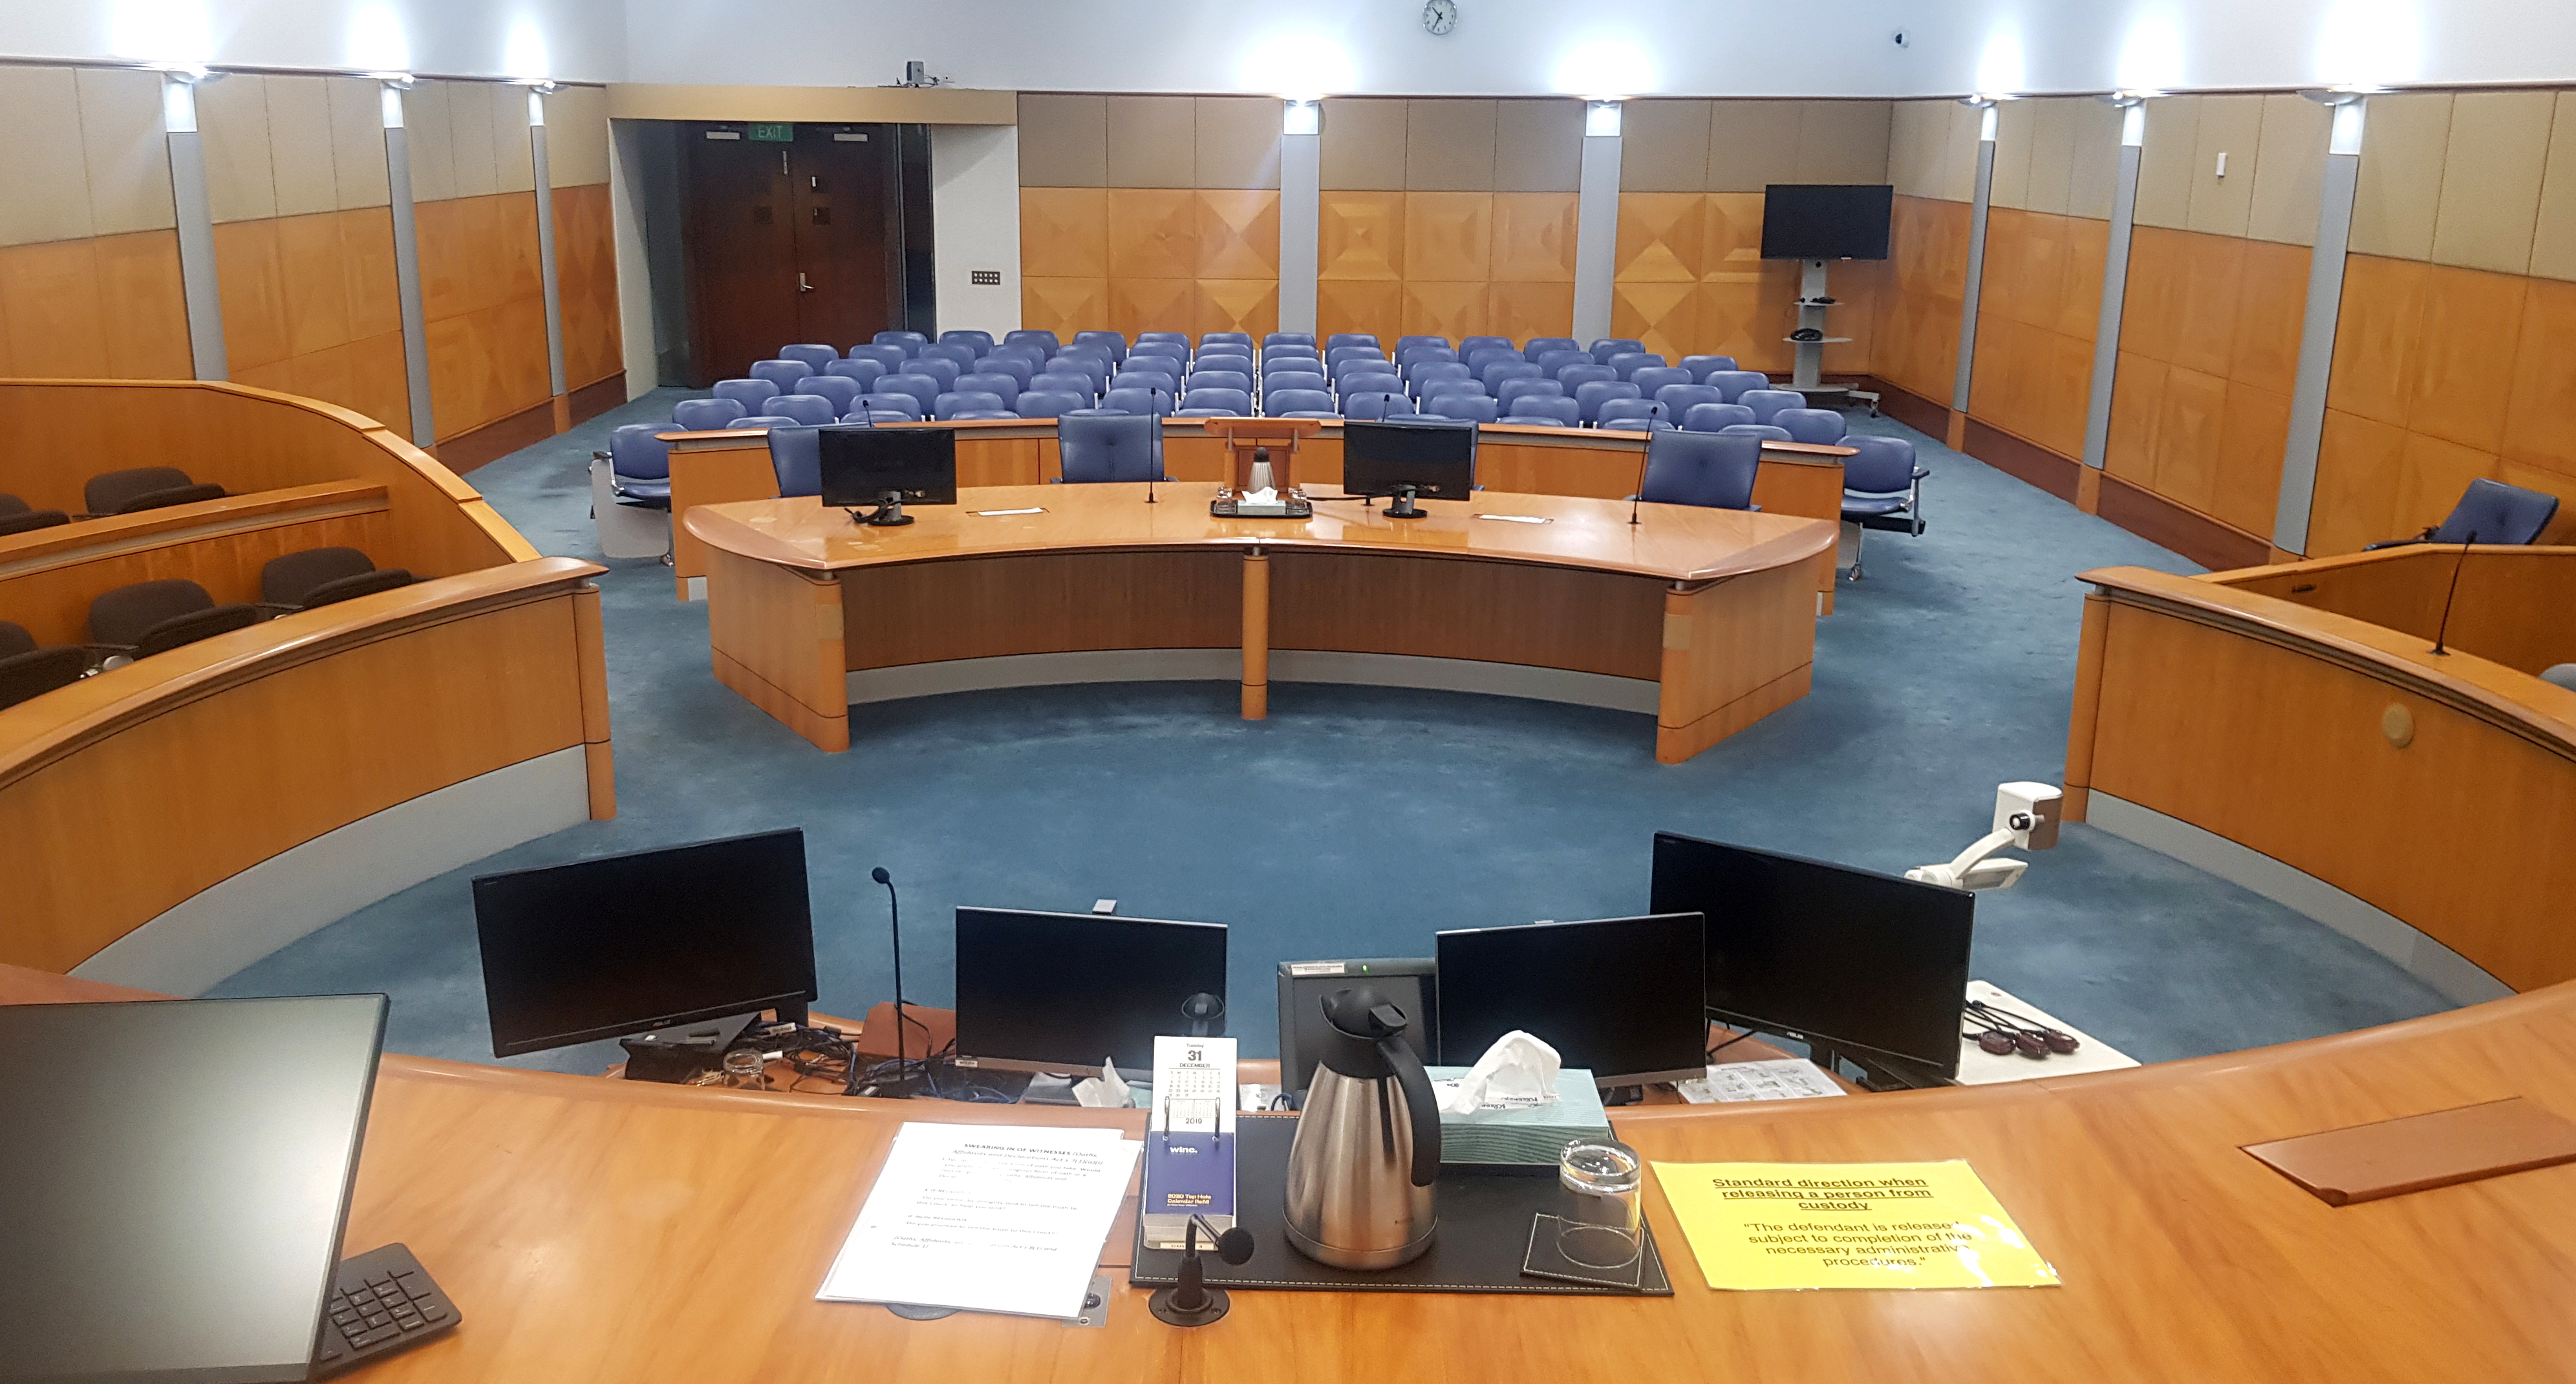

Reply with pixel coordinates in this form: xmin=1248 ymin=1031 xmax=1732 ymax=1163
xmin=682 ymin=125 xmax=899 ymax=386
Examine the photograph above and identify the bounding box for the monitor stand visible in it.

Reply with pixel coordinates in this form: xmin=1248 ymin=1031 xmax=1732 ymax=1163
xmin=1382 ymin=485 xmax=1426 ymax=519
xmin=860 ymin=490 xmax=914 ymax=526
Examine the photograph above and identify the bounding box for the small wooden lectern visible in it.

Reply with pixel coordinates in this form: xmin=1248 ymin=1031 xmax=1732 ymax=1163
xmin=1201 ymin=417 xmax=1324 ymax=493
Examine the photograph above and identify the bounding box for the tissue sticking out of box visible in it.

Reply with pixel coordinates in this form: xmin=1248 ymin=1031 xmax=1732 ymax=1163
xmin=1433 ymin=1030 xmax=1562 ymax=1116
xmin=1073 ymin=1057 xmax=1131 ymax=1108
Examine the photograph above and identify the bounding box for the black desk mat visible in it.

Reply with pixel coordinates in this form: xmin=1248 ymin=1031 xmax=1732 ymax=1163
xmin=1128 ymin=1115 xmax=1670 ymax=1296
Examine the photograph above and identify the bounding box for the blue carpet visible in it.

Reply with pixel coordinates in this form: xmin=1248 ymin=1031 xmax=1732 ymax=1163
xmin=209 ymin=392 xmax=2452 ymax=1077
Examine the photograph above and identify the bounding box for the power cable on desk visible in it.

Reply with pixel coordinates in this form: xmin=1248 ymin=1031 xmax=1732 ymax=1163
xmin=1706 ymin=1026 xmax=1757 ymax=1061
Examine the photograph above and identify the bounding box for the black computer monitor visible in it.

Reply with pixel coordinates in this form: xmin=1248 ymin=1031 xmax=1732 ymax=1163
xmin=819 ymin=424 xmax=958 ymax=524
xmin=0 ymin=994 xmax=387 ymax=1383
xmin=1433 ymin=914 xmax=1707 ymax=1088
xmin=1759 ymin=183 xmax=1894 ymax=260
xmin=1275 ymin=957 xmax=1437 ymax=1096
xmin=1342 ymin=418 xmax=1476 ymax=517
xmin=953 ymin=907 xmax=1228 ymax=1076
xmin=1650 ymin=830 xmax=1972 ymax=1081
xmin=471 ymin=828 xmax=818 ymax=1057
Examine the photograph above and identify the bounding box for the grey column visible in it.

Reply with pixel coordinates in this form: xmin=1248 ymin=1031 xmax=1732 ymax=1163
xmin=381 ymin=85 xmax=436 ymax=449
xmin=1278 ymin=104 xmax=1320 ymax=336
xmin=2081 ymin=102 xmax=2147 ymax=470
xmin=531 ymin=94 xmax=568 ymax=400
xmin=164 ymin=78 xmax=226 ymax=381
xmin=1571 ymin=104 xmax=1623 ymax=345
xmin=1951 ymin=103 xmax=1999 ymax=415
xmin=2273 ymin=97 xmax=2367 ymax=556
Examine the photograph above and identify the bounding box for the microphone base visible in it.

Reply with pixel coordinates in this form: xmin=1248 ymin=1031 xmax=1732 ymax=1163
xmin=1148 ymin=1284 xmax=1230 ymax=1327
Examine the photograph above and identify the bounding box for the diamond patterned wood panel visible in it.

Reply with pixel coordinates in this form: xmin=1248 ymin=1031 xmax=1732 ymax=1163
xmin=1615 ymin=193 xmax=1706 ymax=282
xmin=1488 ymin=282 xmax=1575 ymax=344
xmin=1402 ymin=193 xmax=1492 ymax=283
xmin=1108 ymin=276 xmax=1196 ymax=338
xmin=1022 ymin=277 xmax=1109 ymax=341
xmin=1876 ymin=195 xmax=1970 ymax=402
xmin=1107 ymin=189 xmax=1197 ymax=281
xmin=1970 ymin=208 xmax=2104 ymax=459
xmin=1318 ymin=278 xmax=1401 ymax=345
xmin=1491 ymin=195 xmax=1577 ymax=283
xmin=1320 ymin=192 xmax=1404 ymax=281
xmin=1197 ymin=190 xmax=1281 ymax=280
xmin=1196 ymin=278 xmax=1278 ymax=339
xmin=1403 ymin=281 xmax=1489 ymax=341
xmin=1020 ymin=188 xmax=1108 ymax=279
xmin=1612 ymin=280 xmax=1697 ymax=363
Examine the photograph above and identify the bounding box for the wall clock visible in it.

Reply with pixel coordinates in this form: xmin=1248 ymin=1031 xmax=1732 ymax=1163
xmin=1422 ymin=0 xmax=1459 ymax=36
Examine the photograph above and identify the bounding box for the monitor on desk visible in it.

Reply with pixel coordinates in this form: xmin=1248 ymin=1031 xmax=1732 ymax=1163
xmin=472 ymin=828 xmax=818 ymax=1057
xmin=1650 ymin=831 xmax=1971 ymax=1082
xmin=819 ymin=424 xmax=959 ymax=508
xmin=1434 ymin=914 xmax=1707 ymax=1088
xmin=1276 ymin=957 xmax=1437 ymax=1096
xmin=1342 ymin=419 xmax=1477 ymax=503
xmin=953 ymin=907 xmax=1228 ymax=1077
xmin=0 ymin=994 xmax=387 ymax=1383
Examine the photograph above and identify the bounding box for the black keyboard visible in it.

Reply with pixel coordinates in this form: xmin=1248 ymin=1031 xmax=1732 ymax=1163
xmin=314 ymin=1242 xmax=459 ymax=1377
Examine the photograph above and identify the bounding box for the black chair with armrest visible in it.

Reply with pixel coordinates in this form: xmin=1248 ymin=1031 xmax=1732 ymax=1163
xmin=258 ymin=547 xmax=417 ymax=614
xmin=0 ymin=493 xmax=71 ymax=537
xmin=0 ymin=620 xmax=90 ymax=711
xmin=86 ymin=579 xmax=262 ymax=664
xmin=2364 ymin=478 xmax=2560 ymax=550
xmin=81 ymin=467 xmax=228 ymax=519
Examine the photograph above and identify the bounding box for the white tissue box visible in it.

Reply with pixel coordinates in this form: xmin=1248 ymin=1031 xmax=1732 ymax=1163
xmin=1427 ymin=1066 xmax=1612 ymax=1167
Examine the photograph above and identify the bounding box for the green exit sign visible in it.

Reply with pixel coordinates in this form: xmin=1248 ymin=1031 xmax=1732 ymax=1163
xmin=747 ymin=122 xmax=793 ymax=142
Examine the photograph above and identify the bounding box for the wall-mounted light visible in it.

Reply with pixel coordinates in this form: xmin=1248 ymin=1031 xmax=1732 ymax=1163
xmin=1555 ymin=41 xmax=1652 ymax=102
xmin=2103 ymin=91 xmax=2152 ymax=148
xmin=1585 ymin=100 xmax=1622 ymax=138
xmin=2300 ymin=86 xmax=2376 ymax=155
xmin=158 ymin=68 xmax=211 ymax=134
xmin=1282 ymin=98 xmax=1320 ymax=136
xmin=1242 ymin=34 xmax=1352 ymax=102
xmin=376 ymin=72 xmax=413 ymax=131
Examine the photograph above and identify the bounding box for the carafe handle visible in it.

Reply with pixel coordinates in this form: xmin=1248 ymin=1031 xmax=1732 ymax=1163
xmin=1379 ymin=1033 xmax=1441 ymax=1187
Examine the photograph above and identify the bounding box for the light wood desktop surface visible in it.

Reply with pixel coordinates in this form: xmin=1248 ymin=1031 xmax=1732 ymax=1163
xmin=684 ymin=484 xmax=1836 ymax=764
xmin=12 ymin=963 xmax=2576 ymax=1382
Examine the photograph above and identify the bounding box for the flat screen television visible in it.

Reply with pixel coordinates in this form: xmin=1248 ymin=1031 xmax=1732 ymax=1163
xmin=1761 ymin=184 xmax=1894 ymax=261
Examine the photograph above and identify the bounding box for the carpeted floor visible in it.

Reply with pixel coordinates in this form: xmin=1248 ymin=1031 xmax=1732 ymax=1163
xmin=209 ymin=391 xmax=2453 ymax=1077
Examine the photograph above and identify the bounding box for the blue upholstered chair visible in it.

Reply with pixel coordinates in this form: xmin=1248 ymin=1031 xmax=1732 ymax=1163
xmin=779 ymin=343 xmax=839 ymax=373
xmin=1459 ymin=335 xmax=1513 ymax=358
xmin=1397 ymin=346 xmax=1460 ymax=373
xmin=1100 ymin=386 xmax=1170 ymax=416
xmin=1397 ymin=334 xmax=1452 ymax=353
xmin=1502 ymin=396 xmax=1580 ymax=427
xmin=1639 ymin=431 xmax=1761 ymax=510
xmin=874 ymin=330 xmax=930 ymax=354
xmin=1739 ymin=389 xmax=1805 ymax=426
xmin=1263 ymin=332 xmax=1316 ymax=349
xmin=843 ymin=409 xmax=915 ymax=426
xmin=767 ymin=394 xmax=839 ymax=426
xmin=1029 ymin=370 xmax=1096 ymax=401
xmin=1588 ymin=338 xmax=1644 ymax=363
xmin=1629 ymin=366 xmax=1691 ymax=398
xmin=767 ymin=425 xmax=821 ymax=498
xmin=1130 ymin=343 xmax=1189 ymax=370
xmin=727 ymin=415 xmax=798 ymax=431
xmin=956 ymin=372 xmax=1022 ymax=408
xmin=1523 ymin=337 xmax=1580 ymax=362
xmin=1406 ymin=362 xmax=1473 ymax=396
xmin=875 ymin=374 xmax=942 ymax=416
xmin=1049 ymin=356 xmax=1111 ymax=392
xmin=1343 ymin=390 xmax=1415 ymax=420
xmin=1004 ymin=329 xmax=1061 ymax=354
xmin=1555 ymin=362 xmax=1615 ymax=391
xmin=1340 ymin=371 xmax=1403 ymax=402
xmin=671 ymin=398 xmax=745 ymax=431
xmin=1326 ymin=333 xmax=1379 ymax=351
xmin=1534 ymin=349 xmax=1590 ymax=377
xmin=606 ymin=424 xmax=672 ymax=503
xmin=1327 ymin=345 xmax=1388 ymax=370
xmin=972 ymin=355 xmax=1035 ymax=389
xmin=1605 ymin=352 xmax=1668 ymax=382
xmin=1574 ymin=379 xmax=1641 ymax=424
xmin=1465 ymin=347 xmax=1522 ymax=372
xmin=1706 ymin=370 xmax=1770 ymax=403
xmin=1497 ymin=378 xmax=1565 ymax=413
xmin=855 ymin=393 xmax=922 ymax=420
xmin=1265 ymin=388 xmax=1335 ymax=417
xmin=1175 ymin=387 xmax=1252 ymax=416
xmin=1720 ymin=423 xmax=1792 ymax=444
xmin=1058 ymin=413 xmax=1164 ymax=482
xmin=1481 ymin=360 xmax=1541 ymax=390
xmin=1841 ymin=435 xmax=1931 ymax=581
xmin=793 ymin=376 xmax=863 ymax=414
xmin=939 ymin=330 xmax=996 ymax=355
xmin=1776 ymin=408 xmax=1847 ymax=444
xmin=1072 ymin=330 xmax=1128 ymax=362
xmin=2367 ymin=477 xmax=2563 ymax=548
xmin=825 ymin=358 xmax=888 ymax=389
xmin=1111 ymin=368 xmax=1179 ymax=396
xmin=902 ymin=356 xmax=961 ymax=390
xmin=1201 ymin=331 xmax=1254 ymax=351
xmin=1264 ymin=371 xmax=1329 ymax=396
xmin=1186 ymin=370 xmax=1251 ymax=395
xmin=1422 ymin=395 xmax=1499 ymax=423
xmin=1013 ymin=390 xmax=1086 ymax=420
xmin=1597 ymin=400 xmax=1673 ymax=432
xmin=845 ymin=343 xmax=908 ymax=373
xmin=1682 ymin=402 xmax=1756 ymax=432
xmin=1680 ymin=354 xmax=1739 ymax=383
xmin=934 ymin=391 xmax=1009 ymax=420
xmin=1655 ymin=384 xmax=1724 ymax=416
xmin=1194 ymin=351 xmax=1253 ymax=373
xmin=749 ymin=359 xmax=808 ymax=392
xmin=1137 ymin=331 xmax=1190 ymax=348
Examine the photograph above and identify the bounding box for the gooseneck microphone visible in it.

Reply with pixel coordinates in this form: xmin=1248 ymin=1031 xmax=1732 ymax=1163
xmin=2429 ymin=529 xmax=2478 ymax=656
xmin=866 ymin=866 xmax=929 ymax=1096
xmin=1150 ymin=1214 xmax=1257 ymax=1327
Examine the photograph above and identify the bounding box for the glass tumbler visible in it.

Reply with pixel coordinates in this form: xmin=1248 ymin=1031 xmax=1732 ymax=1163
xmin=717 ymin=1048 xmax=769 ymax=1091
xmin=1556 ymin=1138 xmax=1644 ymax=1270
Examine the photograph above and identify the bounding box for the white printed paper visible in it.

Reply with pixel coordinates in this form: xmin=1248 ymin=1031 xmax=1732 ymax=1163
xmin=1674 ymin=1059 xmax=1847 ymax=1104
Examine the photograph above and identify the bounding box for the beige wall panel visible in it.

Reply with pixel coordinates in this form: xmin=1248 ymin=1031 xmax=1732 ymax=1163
xmin=1194 ymin=96 xmax=1280 ymax=190
xmin=1106 ymin=95 xmax=1194 ymax=189
xmin=1404 ymin=98 xmax=1497 ymax=191
xmin=196 ymin=74 xmax=277 ymax=225
xmin=1620 ymin=100 xmax=1712 ymax=193
xmin=492 ymin=85 xmax=535 ymax=196
xmin=402 ymin=83 xmax=458 ymax=204
xmin=2066 ymin=99 xmax=2126 ymax=221
xmin=1017 ymin=94 xmax=1108 ymax=187
xmin=1987 ymin=98 xmax=2037 ymax=211
xmin=543 ymin=85 xmax=610 ymax=188
xmin=1706 ymin=101 xmax=1802 ymax=192
xmin=2531 ymin=94 xmax=2576 ymax=283
xmin=443 ymin=81 xmax=499 ymax=199
xmin=1794 ymin=100 xmax=1891 ymax=184
xmin=1887 ymin=100 xmax=1945 ymax=199
xmin=2246 ymin=94 xmax=2329 ymax=246
xmin=76 ymin=68 xmax=175 ymax=236
xmin=1494 ymin=99 xmax=1582 ymax=193
xmin=264 ymin=75 xmax=339 ymax=218
xmin=2185 ymin=94 xmax=2264 ymax=237
xmin=2429 ymin=88 xmax=2554 ymax=276
xmin=0 ymin=67 xmax=94 ymax=246
xmin=2350 ymin=92 xmax=2451 ymax=261
xmin=326 ymin=78 xmax=392 ymax=208
xmin=1319 ymin=98 xmax=1406 ymax=191
xmin=2023 ymin=99 xmax=2082 ymax=217
xmin=2136 ymin=96 xmax=2201 ymax=231
xmin=1935 ymin=102 xmax=1983 ymax=202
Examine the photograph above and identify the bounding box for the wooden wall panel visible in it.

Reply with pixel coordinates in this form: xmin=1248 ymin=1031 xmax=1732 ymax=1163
xmin=1612 ymin=191 xmax=1820 ymax=372
xmin=1966 ymin=208 xmax=2105 ymax=461
xmin=1020 ymin=188 xmax=1109 ymax=279
xmin=0 ymin=233 xmax=188 ymax=380
xmin=415 ymin=191 xmax=548 ymax=442
xmin=2105 ymin=227 xmax=2309 ymax=541
xmin=1872 ymin=194 xmax=1968 ymax=404
xmin=218 ymin=207 xmax=409 ymax=435
xmin=2312 ymin=252 xmax=2576 ymax=556
xmin=553 ymin=183 xmax=622 ymax=390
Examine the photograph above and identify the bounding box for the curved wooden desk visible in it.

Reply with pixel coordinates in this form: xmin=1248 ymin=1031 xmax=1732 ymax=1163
xmin=10 ymin=960 xmax=2575 ymax=1381
xmin=2066 ymin=551 xmax=2576 ymax=999
xmin=685 ymin=484 xmax=1836 ymax=764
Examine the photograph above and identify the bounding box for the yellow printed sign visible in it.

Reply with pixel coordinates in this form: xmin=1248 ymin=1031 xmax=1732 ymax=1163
xmin=1651 ymin=1160 xmax=2060 ymax=1291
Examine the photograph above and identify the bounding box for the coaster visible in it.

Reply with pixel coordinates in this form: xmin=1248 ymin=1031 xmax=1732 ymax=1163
xmin=1520 ymin=1213 xmax=1646 ymax=1290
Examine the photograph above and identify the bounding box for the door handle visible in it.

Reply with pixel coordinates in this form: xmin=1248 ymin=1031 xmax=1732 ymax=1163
xmin=798 ymin=272 xmax=814 ymax=293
